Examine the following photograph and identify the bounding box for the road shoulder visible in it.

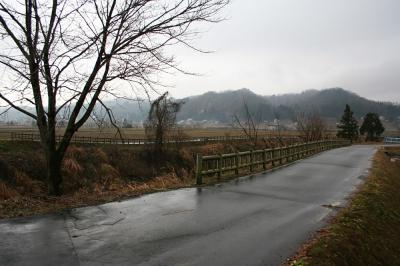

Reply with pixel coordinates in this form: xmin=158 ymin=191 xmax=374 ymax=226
xmin=287 ymin=145 xmax=400 ymax=266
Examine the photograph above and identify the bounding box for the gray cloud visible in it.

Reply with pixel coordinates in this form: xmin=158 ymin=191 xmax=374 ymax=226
xmin=162 ymin=0 xmax=400 ymax=102
xmin=330 ymin=61 xmax=400 ymax=102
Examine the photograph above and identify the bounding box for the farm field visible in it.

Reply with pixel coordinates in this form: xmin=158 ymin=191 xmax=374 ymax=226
xmin=1 ymin=126 xmax=397 ymax=143
xmin=0 ymin=126 xmax=397 ymax=141
xmin=0 ymin=126 xmax=304 ymax=140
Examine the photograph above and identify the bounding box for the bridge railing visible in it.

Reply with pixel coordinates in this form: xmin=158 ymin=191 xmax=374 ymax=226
xmin=384 ymin=136 xmax=400 ymax=144
xmin=195 ymin=139 xmax=351 ymax=185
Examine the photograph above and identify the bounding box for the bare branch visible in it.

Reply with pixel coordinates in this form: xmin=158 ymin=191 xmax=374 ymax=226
xmin=0 ymin=0 xmax=229 ymax=195
xmin=0 ymin=92 xmax=37 ymax=119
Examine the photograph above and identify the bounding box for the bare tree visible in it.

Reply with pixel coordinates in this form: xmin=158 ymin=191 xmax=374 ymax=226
xmin=0 ymin=0 xmax=228 ymax=195
xmin=296 ymin=111 xmax=326 ymax=142
xmin=144 ymin=92 xmax=183 ymax=155
xmin=233 ymin=100 xmax=263 ymax=147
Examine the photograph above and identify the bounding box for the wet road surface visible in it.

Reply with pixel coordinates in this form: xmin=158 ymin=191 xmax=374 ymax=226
xmin=0 ymin=145 xmax=376 ymax=266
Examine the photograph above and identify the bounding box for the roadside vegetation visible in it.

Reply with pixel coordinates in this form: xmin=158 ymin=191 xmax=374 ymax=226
xmin=0 ymin=137 xmax=289 ymax=219
xmin=289 ymin=146 xmax=400 ymax=266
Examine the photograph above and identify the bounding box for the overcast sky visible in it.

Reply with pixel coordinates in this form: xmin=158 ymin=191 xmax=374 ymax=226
xmin=161 ymin=0 xmax=400 ymax=102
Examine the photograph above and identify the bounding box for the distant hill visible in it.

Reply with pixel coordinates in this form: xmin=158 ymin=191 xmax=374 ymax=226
xmin=266 ymin=88 xmax=400 ymax=120
xmin=1 ymin=88 xmax=400 ymax=128
xmin=177 ymin=88 xmax=400 ymax=123
xmin=0 ymin=99 xmax=150 ymax=125
xmin=177 ymin=89 xmax=274 ymax=122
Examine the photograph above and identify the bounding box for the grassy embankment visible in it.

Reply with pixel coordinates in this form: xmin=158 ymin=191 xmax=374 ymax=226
xmin=0 ymin=137 xmax=279 ymax=219
xmin=290 ymin=146 xmax=400 ymax=266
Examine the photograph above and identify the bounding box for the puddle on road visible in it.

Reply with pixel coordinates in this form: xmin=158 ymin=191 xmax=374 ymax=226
xmin=322 ymin=201 xmax=343 ymax=210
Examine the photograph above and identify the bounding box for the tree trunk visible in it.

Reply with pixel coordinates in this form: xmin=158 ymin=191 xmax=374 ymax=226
xmin=155 ymin=124 xmax=164 ymax=155
xmin=46 ymin=150 xmax=63 ymax=196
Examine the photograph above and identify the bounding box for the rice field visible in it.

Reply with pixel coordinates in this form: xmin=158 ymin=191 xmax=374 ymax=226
xmin=0 ymin=126 xmax=302 ymax=140
xmin=0 ymin=126 xmax=396 ymax=141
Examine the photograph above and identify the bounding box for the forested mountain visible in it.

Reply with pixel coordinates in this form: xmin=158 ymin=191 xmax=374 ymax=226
xmin=177 ymin=89 xmax=275 ymax=122
xmin=177 ymin=88 xmax=400 ymax=123
xmin=1 ymin=88 xmax=400 ymax=126
xmin=267 ymin=88 xmax=400 ymax=120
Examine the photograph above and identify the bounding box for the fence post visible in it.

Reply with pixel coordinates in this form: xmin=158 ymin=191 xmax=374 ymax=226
xmin=262 ymin=149 xmax=266 ymax=170
xmin=250 ymin=150 xmax=254 ymax=172
xmin=196 ymin=154 xmax=203 ymax=185
xmin=286 ymin=146 xmax=289 ymax=162
xmin=293 ymin=144 xmax=297 ymax=160
xmin=218 ymin=154 xmax=223 ymax=178
xmin=235 ymin=152 xmax=239 ymax=175
xmin=286 ymin=146 xmax=290 ymax=162
xmin=271 ymin=147 xmax=275 ymax=167
xmin=299 ymin=144 xmax=302 ymax=159
xmin=297 ymin=144 xmax=301 ymax=158
xmin=279 ymin=147 xmax=283 ymax=165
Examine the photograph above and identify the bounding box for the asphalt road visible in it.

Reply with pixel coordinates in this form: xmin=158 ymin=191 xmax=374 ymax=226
xmin=0 ymin=145 xmax=376 ymax=266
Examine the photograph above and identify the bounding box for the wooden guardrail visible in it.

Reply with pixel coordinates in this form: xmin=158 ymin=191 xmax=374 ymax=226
xmin=8 ymin=132 xmax=301 ymax=145
xmin=195 ymin=139 xmax=351 ymax=185
xmin=384 ymin=136 xmax=400 ymax=144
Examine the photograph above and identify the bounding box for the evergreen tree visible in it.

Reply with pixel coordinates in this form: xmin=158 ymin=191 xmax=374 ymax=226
xmin=360 ymin=113 xmax=385 ymax=141
xmin=337 ymin=104 xmax=359 ymax=142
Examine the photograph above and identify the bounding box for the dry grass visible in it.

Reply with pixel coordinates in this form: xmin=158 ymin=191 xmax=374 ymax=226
xmin=0 ymin=141 xmax=196 ymax=219
xmin=63 ymin=157 xmax=83 ymax=175
xmin=0 ymin=172 xmax=192 ymax=219
xmin=288 ymin=146 xmax=400 ymax=266
xmin=0 ymin=181 xmax=19 ymax=200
